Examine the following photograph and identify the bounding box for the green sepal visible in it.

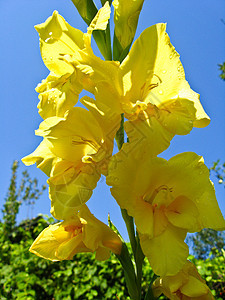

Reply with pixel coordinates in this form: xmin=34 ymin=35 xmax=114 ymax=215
xmin=93 ymin=30 xmax=112 ymax=60
xmin=113 ymin=33 xmax=132 ymax=62
xmin=70 ymin=0 xmax=98 ymax=25
xmin=135 ymin=232 xmax=145 ymax=297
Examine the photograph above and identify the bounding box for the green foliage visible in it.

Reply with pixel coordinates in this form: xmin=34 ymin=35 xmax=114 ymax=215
xmin=1 ymin=162 xmax=224 ymax=299
xmin=0 ymin=215 xmax=155 ymax=299
xmin=1 ymin=215 xmax=225 ymax=299
xmin=187 ymin=229 xmax=225 ymax=260
xmin=0 ymin=163 xmax=153 ymax=299
xmin=191 ymin=250 xmax=225 ymax=300
xmin=219 ymin=62 xmax=225 ymax=81
xmin=210 ymin=160 xmax=225 ymax=187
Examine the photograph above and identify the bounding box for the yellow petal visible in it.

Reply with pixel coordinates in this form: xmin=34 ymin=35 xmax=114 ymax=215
xmin=79 ymin=205 xmax=122 ymax=255
xmin=124 ymin=116 xmax=174 ymax=157
xmin=35 ymin=11 xmax=84 ymax=75
xmin=153 ymin=208 xmax=169 ymax=237
xmin=80 ymin=94 xmax=121 ymax=159
xmin=180 ymin=275 xmax=209 ymax=297
xmin=57 ymin=234 xmax=87 ymax=260
xmin=79 ymin=205 xmax=122 ymax=260
xmin=29 ymin=215 xmax=95 ymax=261
xmin=29 ymin=223 xmax=67 ymax=261
xmin=49 ymin=163 xmax=100 ymax=220
xmin=95 ymin=246 xmax=111 ymax=261
xmin=36 ymin=72 xmax=82 ymax=119
xmin=157 ymin=98 xmax=196 ymax=135
xmin=152 ymin=261 xmax=214 ymax=300
xmin=120 ymin=23 xmax=210 ymax=129
xmin=133 ymin=199 xmax=154 ymax=238
xmin=120 ymin=24 xmax=159 ymax=102
xmin=87 ymin=2 xmax=111 ymax=33
xmin=113 ymin=0 xmax=144 ymax=49
xmin=107 ymin=148 xmax=158 ymax=213
xmin=140 ymin=224 xmax=189 ymax=276
xmin=167 ymin=152 xmax=225 ymax=230
xmin=36 ymin=107 xmax=104 ymax=163
xmin=166 ymin=196 xmax=201 ymax=232
xmin=152 ymin=275 xmax=187 ymax=299
xmin=180 ymin=87 xmax=210 ymax=128
xmin=22 ymin=139 xmax=57 ymax=176
xmin=81 ymin=81 xmax=122 ymax=123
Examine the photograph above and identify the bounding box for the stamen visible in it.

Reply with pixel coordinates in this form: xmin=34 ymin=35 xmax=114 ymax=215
xmin=144 ymin=185 xmax=173 ymax=203
xmin=64 ymin=225 xmax=82 ymax=237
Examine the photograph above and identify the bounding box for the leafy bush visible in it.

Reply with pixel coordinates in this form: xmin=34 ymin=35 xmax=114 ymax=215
xmin=1 ymin=162 xmax=225 ymax=299
xmin=1 ymin=215 xmax=225 ymax=299
xmin=0 ymin=215 xmax=152 ymax=299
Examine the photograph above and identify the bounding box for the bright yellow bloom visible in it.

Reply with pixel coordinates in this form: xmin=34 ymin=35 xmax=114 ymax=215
xmin=30 ymin=205 xmax=122 ymax=261
xmin=120 ymin=23 xmax=210 ymax=128
xmin=113 ymin=0 xmax=145 ymax=50
xmin=152 ymin=261 xmax=214 ymax=300
xmin=23 ymin=105 xmax=120 ymax=220
xmin=35 ymin=4 xmax=120 ymax=119
xmin=107 ymin=151 xmax=225 ymax=275
xmin=36 ymin=72 xmax=83 ymax=119
xmin=114 ymin=23 xmax=210 ymax=155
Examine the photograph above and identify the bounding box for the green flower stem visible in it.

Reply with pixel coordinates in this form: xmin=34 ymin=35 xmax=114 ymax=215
xmin=115 ymin=114 xmax=144 ymax=299
xmin=115 ymin=114 xmax=125 ymax=150
xmin=135 ymin=232 xmax=145 ymax=297
xmin=144 ymin=274 xmax=158 ymax=300
xmin=115 ymin=114 xmax=137 ymax=256
xmin=121 ymin=208 xmax=137 ymax=256
xmin=116 ymin=243 xmax=140 ymax=300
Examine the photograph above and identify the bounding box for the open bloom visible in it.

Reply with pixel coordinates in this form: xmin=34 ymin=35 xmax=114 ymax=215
xmin=107 ymin=151 xmax=225 ymax=276
xmin=35 ymin=3 xmax=120 ymax=119
xmin=152 ymin=261 xmax=214 ymax=300
xmin=30 ymin=205 xmax=122 ymax=261
xmin=23 ymin=104 xmax=120 ymax=220
xmin=103 ymin=23 xmax=210 ymax=156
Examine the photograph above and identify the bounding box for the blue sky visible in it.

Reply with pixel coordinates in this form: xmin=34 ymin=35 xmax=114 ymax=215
xmin=1 ymin=0 xmax=224 ymax=239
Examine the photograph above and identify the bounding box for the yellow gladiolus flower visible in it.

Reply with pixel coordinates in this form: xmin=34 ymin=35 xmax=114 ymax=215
xmin=107 ymin=151 xmax=225 ymax=275
xmin=23 ymin=105 xmax=120 ymax=220
xmin=152 ymin=261 xmax=214 ymax=300
xmin=120 ymin=23 xmax=210 ymax=129
xmin=113 ymin=0 xmax=145 ymax=50
xmin=34 ymin=3 xmax=120 ymax=119
xmin=36 ymin=72 xmax=83 ymax=119
xmin=114 ymin=23 xmax=210 ymax=155
xmin=30 ymin=205 xmax=122 ymax=261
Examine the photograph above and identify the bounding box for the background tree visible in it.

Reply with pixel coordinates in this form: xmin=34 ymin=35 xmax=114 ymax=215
xmin=218 ymin=62 xmax=225 ymax=80
xmin=1 ymin=161 xmax=46 ymax=241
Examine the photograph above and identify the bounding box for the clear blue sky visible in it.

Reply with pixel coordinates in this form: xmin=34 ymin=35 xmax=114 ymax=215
xmin=1 ymin=0 xmax=224 ymax=239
